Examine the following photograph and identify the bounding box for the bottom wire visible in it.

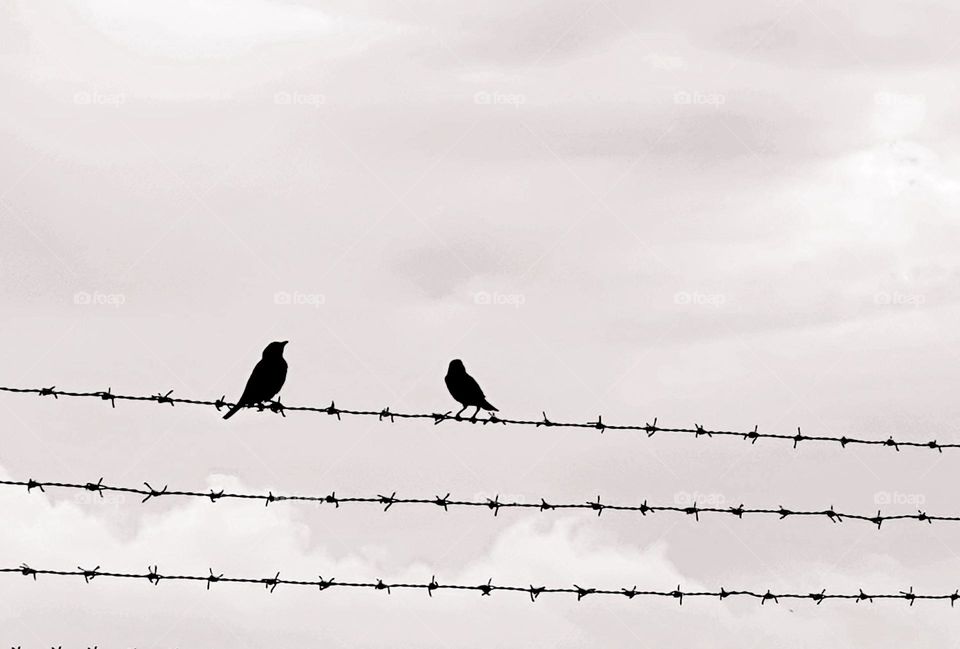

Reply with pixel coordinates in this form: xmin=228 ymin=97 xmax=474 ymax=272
xmin=2 ymin=565 xmax=954 ymax=605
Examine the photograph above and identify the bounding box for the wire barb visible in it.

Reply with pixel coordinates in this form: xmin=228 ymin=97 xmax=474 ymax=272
xmin=902 ymin=587 xmax=916 ymax=606
xmin=98 ymin=388 xmax=115 ymax=408
xmin=207 ymin=569 xmax=223 ymax=590
xmin=84 ymin=478 xmax=105 ymax=497
xmin=79 ymin=565 xmax=100 ymax=583
xmin=318 ymin=576 xmax=335 ymax=591
xmin=19 ymin=564 xmax=36 ymax=580
xmin=793 ymin=427 xmax=805 ymax=448
xmin=263 ymin=572 xmax=281 ymax=593
xmin=142 ymin=482 xmax=168 ymax=503
xmin=326 ymin=401 xmax=341 ymax=420
xmin=268 ymin=399 xmax=286 ymax=417
xmin=379 ymin=492 xmax=398 ymax=511
xmin=575 ymin=585 xmax=596 ymax=601
xmin=588 ymin=496 xmax=604 ymax=516
xmin=671 ymin=585 xmax=683 ymax=606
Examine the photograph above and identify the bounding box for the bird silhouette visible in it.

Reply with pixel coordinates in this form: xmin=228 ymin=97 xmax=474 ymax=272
xmin=445 ymin=359 xmax=497 ymax=420
xmin=223 ymin=341 xmax=289 ymax=420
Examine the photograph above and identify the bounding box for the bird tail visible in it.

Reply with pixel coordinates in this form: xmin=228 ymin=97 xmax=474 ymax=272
xmin=223 ymin=404 xmax=242 ymax=420
xmin=480 ymin=398 xmax=498 ymax=412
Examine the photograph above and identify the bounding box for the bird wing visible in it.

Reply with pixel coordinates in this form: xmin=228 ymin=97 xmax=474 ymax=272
xmin=236 ymin=359 xmax=268 ymax=406
xmin=462 ymin=372 xmax=485 ymax=399
xmin=446 ymin=371 xmax=485 ymax=406
xmin=239 ymin=358 xmax=287 ymax=405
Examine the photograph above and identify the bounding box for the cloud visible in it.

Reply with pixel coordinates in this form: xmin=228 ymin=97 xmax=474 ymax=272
xmin=70 ymin=0 xmax=338 ymax=58
xmin=0 ymin=466 xmax=692 ymax=646
xmin=1 ymin=0 xmax=398 ymax=102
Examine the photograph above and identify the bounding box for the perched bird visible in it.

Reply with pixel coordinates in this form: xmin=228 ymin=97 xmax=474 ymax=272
xmin=223 ymin=341 xmax=289 ymax=420
xmin=445 ymin=359 xmax=498 ymax=420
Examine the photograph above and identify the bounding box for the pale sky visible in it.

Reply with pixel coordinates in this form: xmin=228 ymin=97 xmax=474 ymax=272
xmin=3 ymin=0 xmax=960 ymax=646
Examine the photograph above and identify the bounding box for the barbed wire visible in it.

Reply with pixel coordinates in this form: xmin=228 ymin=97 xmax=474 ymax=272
xmin=0 ymin=385 xmax=951 ymax=454
xmin=0 ymin=477 xmax=947 ymax=529
xmin=4 ymin=563 xmax=955 ymax=605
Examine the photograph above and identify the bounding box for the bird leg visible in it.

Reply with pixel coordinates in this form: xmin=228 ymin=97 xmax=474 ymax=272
xmin=454 ymin=405 xmax=467 ymax=420
xmin=470 ymin=405 xmax=482 ymax=422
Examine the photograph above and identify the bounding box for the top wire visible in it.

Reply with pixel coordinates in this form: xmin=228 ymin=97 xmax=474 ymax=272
xmin=0 ymin=384 xmax=951 ymax=453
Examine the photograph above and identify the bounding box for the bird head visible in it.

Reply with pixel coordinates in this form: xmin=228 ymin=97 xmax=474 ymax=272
xmin=448 ymin=359 xmax=465 ymax=373
xmin=263 ymin=341 xmax=289 ymax=358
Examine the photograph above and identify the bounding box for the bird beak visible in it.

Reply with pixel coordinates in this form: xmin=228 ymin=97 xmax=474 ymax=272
xmin=281 ymin=341 xmax=289 ymax=346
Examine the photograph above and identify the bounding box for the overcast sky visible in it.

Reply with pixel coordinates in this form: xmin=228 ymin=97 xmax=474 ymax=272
xmin=3 ymin=0 xmax=960 ymax=646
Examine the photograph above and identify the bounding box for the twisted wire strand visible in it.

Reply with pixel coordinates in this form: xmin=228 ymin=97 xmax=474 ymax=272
xmin=0 ymin=477 xmax=944 ymax=529
xmin=0 ymin=385 xmax=950 ymax=453
xmin=4 ymin=564 xmax=954 ymax=605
